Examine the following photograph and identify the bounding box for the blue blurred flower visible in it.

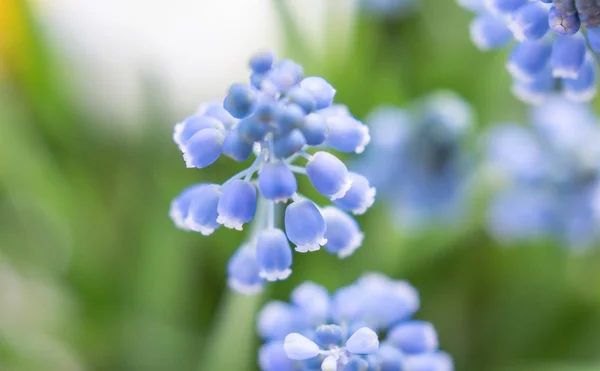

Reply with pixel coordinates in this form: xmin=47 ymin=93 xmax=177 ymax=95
xmin=459 ymin=0 xmax=600 ymax=102
xmin=482 ymin=97 xmax=600 ymax=249
xmin=358 ymin=0 xmax=418 ymax=19
xmin=170 ymin=51 xmax=375 ymax=294
xmin=257 ymin=273 xmax=453 ymax=371
xmin=354 ymin=91 xmax=474 ymax=228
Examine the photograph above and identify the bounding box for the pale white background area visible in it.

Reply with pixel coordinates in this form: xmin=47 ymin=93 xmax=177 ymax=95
xmin=32 ymin=0 xmax=357 ymax=123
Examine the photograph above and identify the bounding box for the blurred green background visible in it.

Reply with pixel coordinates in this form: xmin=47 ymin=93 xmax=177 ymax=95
xmin=1 ymin=0 xmax=600 ymax=370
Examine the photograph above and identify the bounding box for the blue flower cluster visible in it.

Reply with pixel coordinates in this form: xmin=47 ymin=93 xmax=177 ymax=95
xmin=459 ymin=0 xmax=599 ymax=102
xmin=482 ymin=97 xmax=600 ymax=249
xmin=258 ymin=273 xmax=453 ymax=371
xmin=354 ymin=91 xmax=473 ymax=227
xmin=169 ymin=51 xmax=374 ymax=294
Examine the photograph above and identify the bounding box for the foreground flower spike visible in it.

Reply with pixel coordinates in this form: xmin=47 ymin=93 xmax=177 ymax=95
xmin=257 ymin=274 xmax=453 ymax=371
xmin=353 ymin=91 xmax=473 ymax=228
xmin=169 ymin=51 xmax=375 ymax=294
xmin=482 ymin=96 xmax=600 ymax=249
xmin=458 ymin=0 xmax=600 ymax=102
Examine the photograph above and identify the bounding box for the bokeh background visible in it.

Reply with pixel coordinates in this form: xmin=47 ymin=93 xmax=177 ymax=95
xmin=1 ymin=0 xmax=600 ymax=370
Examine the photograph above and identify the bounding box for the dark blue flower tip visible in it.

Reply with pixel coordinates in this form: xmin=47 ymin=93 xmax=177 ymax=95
xmin=548 ymin=6 xmax=581 ymax=35
xmin=275 ymin=104 xmax=306 ymax=134
xmin=322 ymin=207 xmax=364 ymax=258
xmin=300 ymin=76 xmax=336 ymax=109
xmin=227 ymin=244 xmax=265 ymax=295
xmin=387 ymin=321 xmax=439 ymax=355
xmin=326 ymin=115 xmax=371 ymax=154
xmin=284 ymin=200 xmax=327 ymax=253
xmin=287 ymin=87 xmax=316 ymax=114
xmin=173 ymin=114 xmax=224 ymax=152
xmin=306 ymin=152 xmax=353 ymax=200
xmin=551 ymin=34 xmax=587 ymax=79
xmin=222 ymin=130 xmax=254 ymax=162
xmin=301 ymin=113 xmax=328 ymax=146
xmin=333 ymin=173 xmax=376 ymax=215
xmin=169 ymin=184 xmax=207 ymax=230
xmin=182 ymin=128 xmax=225 ymax=168
xmin=314 ymin=324 xmax=343 ymax=348
xmin=216 ymin=179 xmax=257 ymax=230
xmin=256 ymin=228 xmax=293 ymax=281
xmin=258 ymin=162 xmax=297 ymax=202
xmin=184 ymin=184 xmax=222 ymax=235
xmin=250 ymin=50 xmax=276 ymax=74
xmin=223 ymin=83 xmax=257 ymax=119
xmin=273 ymin=129 xmax=306 ymax=159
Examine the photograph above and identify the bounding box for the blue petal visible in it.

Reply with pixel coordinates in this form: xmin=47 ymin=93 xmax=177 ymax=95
xmin=551 ymin=33 xmax=586 ymax=79
xmin=314 ymin=324 xmax=343 ymax=348
xmin=375 ymin=344 xmax=404 ymax=371
xmin=563 ymin=55 xmax=597 ymax=101
xmin=346 ymin=327 xmax=379 ymax=355
xmin=586 ymin=26 xmax=600 ymax=53
xmin=223 ymin=83 xmax=256 ymax=119
xmin=291 ymin=282 xmax=330 ymax=326
xmin=508 ymin=2 xmax=550 ymax=41
xmin=237 ymin=115 xmax=269 ymax=143
xmin=274 ymin=129 xmax=307 ymax=159
xmin=227 ymin=244 xmax=265 ymax=295
xmin=184 ymin=184 xmax=222 ymax=235
xmin=259 ymin=342 xmax=296 ymax=371
xmin=287 ymin=87 xmax=317 ymax=114
xmin=469 ymin=14 xmax=513 ymax=50
xmin=511 ymin=66 xmax=555 ymax=103
xmin=284 ymin=200 xmax=327 ymax=252
xmin=333 ymin=173 xmax=376 ymax=215
xmin=222 ymin=130 xmax=254 ymax=162
xmin=322 ymin=207 xmax=364 ymax=258
xmin=485 ymin=0 xmax=527 ymax=15
xmin=300 ymin=113 xmax=328 ymax=146
xmin=216 ymin=179 xmax=257 ymax=230
xmin=306 ymin=152 xmax=352 ymax=200
xmin=173 ymin=115 xmax=224 ymax=152
xmin=283 ymin=333 xmax=320 ymax=360
xmin=387 ymin=321 xmax=439 ymax=354
xmin=275 ymin=104 xmax=306 ymax=134
xmin=326 ymin=115 xmax=371 ymax=154
xmin=250 ymin=50 xmax=276 ymax=74
xmin=169 ymin=184 xmax=208 ymax=230
xmin=256 ymin=228 xmax=293 ymax=281
xmin=404 ymin=351 xmax=454 ymax=371
xmin=257 ymin=301 xmax=304 ymax=340
xmin=183 ymin=128 xmax=224 ymax=168
xmin=507 ymin=40 xmax=552 ymax=82
xmin=259 ymin=162 xmax=297 ymax=202
xmin=300 ymin=76 xmax=336 ymax=109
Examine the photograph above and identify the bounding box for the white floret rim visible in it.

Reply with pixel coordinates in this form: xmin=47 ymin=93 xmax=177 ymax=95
xmin=259 ymin=268 xmax=292 ymax=281
xmin=337 ymin=232 xmax=365 ymax=259
xmin=330 ymin=176 xmax=353 ymax=201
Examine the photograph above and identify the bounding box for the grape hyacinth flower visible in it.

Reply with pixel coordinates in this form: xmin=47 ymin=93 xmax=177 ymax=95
xmin=354 ymin=91 xmax=473 ymax=228
xmin=458 ymin=0 xmax=600 ymax=102
xmin=258 ymin=273 xmax=453 ymax=371
xmin=169 ymin=51 xmax=375 ymax=294
xmin=482 ymin=97 xmax=600 ymax=249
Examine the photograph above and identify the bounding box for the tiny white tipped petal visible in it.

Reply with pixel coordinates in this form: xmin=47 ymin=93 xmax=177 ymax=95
xmin=355 ymin=126 xmax=371 ymax=154
xmin=337 ymin=233 xmax=364 ymax=259
xmin=260 ymin=268 xmax=292 ymax=281
xmin=217 ymin=215 xmax=244 ymax=230
xmin=330 ymin=176 xmax=353 ymax=201
xmin=321 ymin=355 xmax=338 ymax=371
